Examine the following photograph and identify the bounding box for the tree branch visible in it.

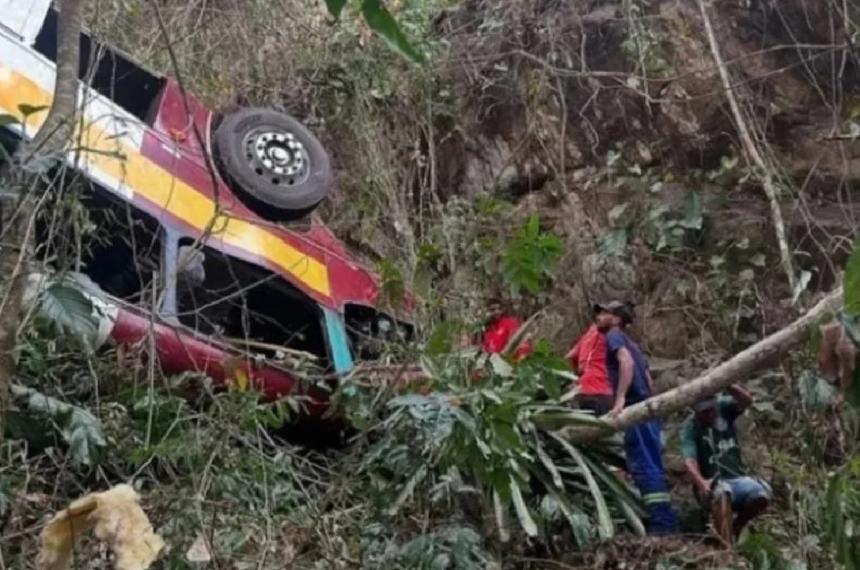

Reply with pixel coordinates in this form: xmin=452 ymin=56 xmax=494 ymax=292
xmin=697 ymin=0 xmax=797 ymax=292
xmin=0 ymin=0 xmax=85 ymax=441
xmin=567 ymin=288 xmax=843 ymax=442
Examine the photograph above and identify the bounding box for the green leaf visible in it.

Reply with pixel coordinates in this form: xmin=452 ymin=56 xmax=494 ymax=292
xmin=616 ymin=499 xmax=646 ymax=537
xmin=387 ymin=465 xmax=428 ymax=516
xmin=492 ymin=489 xmax=510 ymax=543
xmin=325 ymin=0 xmax=348 ymax=18
xmin=534 ymin=435 xmax=563 ymax=489
xmin=845 ymin=237 xmax=860 ymax=316
xmin=530 ymin=409 xmax=610 ymax=430
xmin=18 ymin=104 xmax=48 ymax=117
xmin=549 ymin=432 xmax=614 ymax=540
xmin=750 ymin=253 xmax=767 ymax=267
xmin=798 ymin=371 xmax=836 ymax=411
xmin=599 ymin=229 xmax=628 ymax=257
xmin=580 ymin=451 xmax=647 ymax=519
xmin=679 ymin=191 xmax=703 ymax=230
xmin=502 ymin=216 xmax=563 ymax=296
xmin=792 ymin=270 xmax=812 ymax=305
xmin=360 ymin=0 xmax=425 ymax=63
xmin=823 ymin=472 xmax=860 ymax=569
xmin=608 ymin=203 xmax=630 ymax=227
xmin=509 ymin=478 xmax=538 ymax=537
xmin=427 ymin=322 xmax=457 ymax=356
xmin=35 ymin=282 xmax=100 ymax=348
xmin=489 ymin=353 xmax=513 ymax=377
xmin=532 ymin=470 xmax=594 ymax=547
xmin=11 ymin=385 xmax=106 ymax=466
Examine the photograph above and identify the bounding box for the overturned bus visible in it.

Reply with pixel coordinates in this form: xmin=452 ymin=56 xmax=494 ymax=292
xmin=0 ymin=1 xmax=411 ymax=406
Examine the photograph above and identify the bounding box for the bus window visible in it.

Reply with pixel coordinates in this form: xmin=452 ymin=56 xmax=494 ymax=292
xmin=33 ymin=8 xmax=164 ymax=123
xmin=175 ymin=243 xmax=331 ymax=369
xmin=36 ymin=181 xmax=164 ymax=307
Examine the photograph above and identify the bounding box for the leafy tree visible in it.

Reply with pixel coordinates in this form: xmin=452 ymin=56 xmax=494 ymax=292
xmin=325 ymin=0 xmax=426 ymax=63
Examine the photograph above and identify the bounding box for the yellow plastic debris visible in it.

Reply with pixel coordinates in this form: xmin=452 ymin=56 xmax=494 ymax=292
xmin=37 ymin=484 xmax=165 ymax=570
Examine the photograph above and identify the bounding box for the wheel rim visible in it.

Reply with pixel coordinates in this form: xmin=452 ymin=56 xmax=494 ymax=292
xmin=242 ymin=127 xmax=310 ymax=188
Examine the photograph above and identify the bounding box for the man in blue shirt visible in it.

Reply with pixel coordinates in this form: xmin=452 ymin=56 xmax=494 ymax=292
xmin=596 ymin=300 xmax=679 ymax=535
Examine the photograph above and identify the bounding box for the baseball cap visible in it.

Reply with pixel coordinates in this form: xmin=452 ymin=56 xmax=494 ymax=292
xmin=593 ymin=300 xmax=635 ymax=325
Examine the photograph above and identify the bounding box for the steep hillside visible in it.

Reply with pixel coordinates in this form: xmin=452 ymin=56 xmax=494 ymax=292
xmin=91 ymin=0 xmax=860 ymax=359
xmin=1 ymin=1 xmax=859 ymax=569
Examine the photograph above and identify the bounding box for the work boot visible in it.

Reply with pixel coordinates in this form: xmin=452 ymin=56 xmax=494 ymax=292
xmin=711 ymin=492 xmax=734 ymax=547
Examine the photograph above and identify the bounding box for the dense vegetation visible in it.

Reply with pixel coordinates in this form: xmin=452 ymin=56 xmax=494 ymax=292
xmin=2 ymin=0 xmax=860 ymax=568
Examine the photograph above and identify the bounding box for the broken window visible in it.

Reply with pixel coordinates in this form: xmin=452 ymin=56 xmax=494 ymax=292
xmin=34 ymin=9 xmax=165 ymax=122
xmin=174 ymin=243 xmax=331 ymax=368
xmin=36 ymin=179 xmax=163 ymax=306
xmin=344 ymin=304 xmax=412 ymax=361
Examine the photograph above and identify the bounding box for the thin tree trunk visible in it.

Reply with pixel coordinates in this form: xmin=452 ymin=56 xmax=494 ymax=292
xmin=0 ymin=0 xmax=84 ymax=441
xmin=697 ymin=0 xmax=796 ymax=292
xmin=567 ymin=288 xmax=843 ymax=442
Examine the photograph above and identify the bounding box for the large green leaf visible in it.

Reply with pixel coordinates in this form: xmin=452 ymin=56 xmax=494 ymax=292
xmin=360 ymin=0 xmax=425 ymax=63
xmin=845 ymin=237 xmax=860 ymax=316
xmin=798 ymin=371 xmax=837 ymax=411
xmin=580 ymin=451 xmax=647 ymax=519
xmin=549 ymin=433 xmax=615 ymax=540
xmin=11 ymin=385 xmax=106 ymax=466
xmin=325 ymin=0 xmax=348 ymax=18
xmin=531 ymin=470 xmax=594 ymax=547
xmin=533 ymin=435 xmax=563 ymax=489
xmin=679 ymin=191 xmax=703 ymax=230
xmin=492 ymin=489 xmax=510 ymax=543
xmin=616 ymin=500 xmax=646 ymax=537
xmin=36 ymin=281 xmax=100 ymax=347
xmin=509 ymin=478 xmax=538 ymax=537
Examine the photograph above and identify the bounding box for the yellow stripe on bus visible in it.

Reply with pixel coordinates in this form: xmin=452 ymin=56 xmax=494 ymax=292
xmin=0 ymin=66 xmax=331 ymax=297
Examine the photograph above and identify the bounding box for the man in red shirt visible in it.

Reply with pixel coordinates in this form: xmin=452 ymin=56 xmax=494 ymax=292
xmin=482 ymin=313 xmax=533 ymax=361
xmin=566 ymin=304 xmax=615 ymax=415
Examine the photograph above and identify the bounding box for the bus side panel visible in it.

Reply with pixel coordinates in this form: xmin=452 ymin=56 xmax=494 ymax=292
xmin=0 ymin=0 xmax=51 ymax=45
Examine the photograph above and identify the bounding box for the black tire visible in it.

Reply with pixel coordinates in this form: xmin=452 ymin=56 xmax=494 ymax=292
xmin=214 ymin=108 xmax=331 ymax=218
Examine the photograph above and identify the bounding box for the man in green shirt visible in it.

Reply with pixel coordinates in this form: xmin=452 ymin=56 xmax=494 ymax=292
xmin=680 ymin=385 xmax=771 ymax=545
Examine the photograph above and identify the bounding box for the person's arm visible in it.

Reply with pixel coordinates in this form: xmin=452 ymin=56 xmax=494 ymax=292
xmin=565 ymin=338 xmax=582 ymax=370
xmin=684 ymin=459 xmax=712 ymax=496
xmin=726 ymin=384 xmax=753 ymax=413
xmin=610 ymin=346 xmax=634 ymax=416
xmin=680 ymin=419 xmax=711 ymax=495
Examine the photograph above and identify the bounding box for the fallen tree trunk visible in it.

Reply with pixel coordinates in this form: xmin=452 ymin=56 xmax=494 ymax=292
xmin=568 ymin=288 xmax=843 ymax=441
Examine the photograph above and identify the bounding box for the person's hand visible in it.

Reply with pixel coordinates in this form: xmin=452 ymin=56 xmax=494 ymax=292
xmin=608 ymin=400 xmax=625 ymax=417
xmin=699 ymin=478 xmax=714 ymax=502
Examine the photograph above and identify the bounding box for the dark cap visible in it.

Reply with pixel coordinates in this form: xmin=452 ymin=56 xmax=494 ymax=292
xmin=593 ymin=300 xmax=635 ymax=325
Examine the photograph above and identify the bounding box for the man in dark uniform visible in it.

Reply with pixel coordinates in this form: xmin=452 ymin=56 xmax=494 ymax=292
xmin=599 ymin=300 xmax=679 ymax=535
